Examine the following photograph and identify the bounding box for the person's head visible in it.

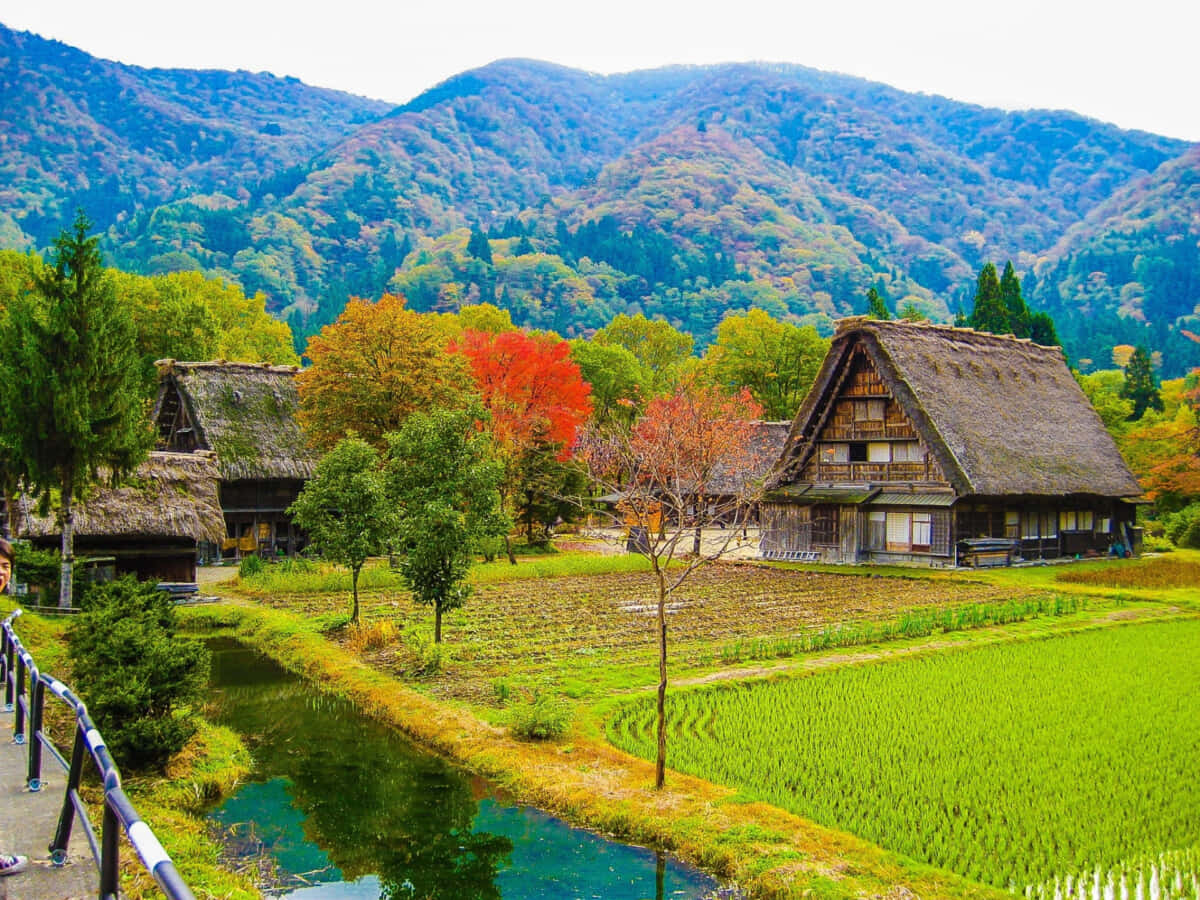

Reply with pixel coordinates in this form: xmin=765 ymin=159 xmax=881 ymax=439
xmin=0 ymin=538 xmax=11 ymax=593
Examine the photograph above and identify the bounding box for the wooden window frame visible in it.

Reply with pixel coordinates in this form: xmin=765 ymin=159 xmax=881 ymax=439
xmin=811 ymin=504 xmax=839 ymax=546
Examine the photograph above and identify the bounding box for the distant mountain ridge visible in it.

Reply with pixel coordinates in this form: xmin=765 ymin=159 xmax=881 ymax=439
xmin=2 ymin=26 xmax=1198 ymax=374
xmin=0 ymin=23 xmax=390 ymax=247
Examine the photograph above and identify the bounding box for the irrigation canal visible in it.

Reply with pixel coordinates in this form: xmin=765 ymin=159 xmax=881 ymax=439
xmin=206 ymin=638 xmax=724 ymax=899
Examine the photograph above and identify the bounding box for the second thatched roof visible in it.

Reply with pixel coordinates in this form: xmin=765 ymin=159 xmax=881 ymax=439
xmin=154 ymin=360 xmax=316 ymax=481
xmin=19 ymin=452 xmax=226 ymax=544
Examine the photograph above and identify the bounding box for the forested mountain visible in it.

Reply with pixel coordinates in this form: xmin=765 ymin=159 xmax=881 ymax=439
xmin=0 ymin=24 xmax=389 ymax=248
xmin=3 ymin=26 xmax=1197 ymax=373
xmin=1028 ymin=145 xmax=1200 ymax=372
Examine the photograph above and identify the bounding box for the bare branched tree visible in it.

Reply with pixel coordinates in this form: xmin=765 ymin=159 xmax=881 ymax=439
xmin=579 ymin=382 xmax=766 ymax=788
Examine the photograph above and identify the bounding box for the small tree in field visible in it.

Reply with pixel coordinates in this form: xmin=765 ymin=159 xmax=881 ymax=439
xmin=580 ymin=381 xmax=765 ymax=788
xmin=288 ymin=437 xmax=395 ymax=623
xmin=386 ymin=407 xmax=508 ymax=643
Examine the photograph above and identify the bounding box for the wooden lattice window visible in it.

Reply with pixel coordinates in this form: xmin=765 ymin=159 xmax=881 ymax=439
xmin=812 ymin=505 xmax=839 ymax=545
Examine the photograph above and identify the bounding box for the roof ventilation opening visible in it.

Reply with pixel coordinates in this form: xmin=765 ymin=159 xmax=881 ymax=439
xmin=232 ymin=390 xmax=243 ymax=406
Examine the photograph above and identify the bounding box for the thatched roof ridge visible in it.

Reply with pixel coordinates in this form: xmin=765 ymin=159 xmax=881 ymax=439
xmin=772 ymin=319 xmax=1141 ymax=498
xmin=154 ymin=360 xmax=315 ymax=481
xmin=20 ymin=452 xmax=226 ymax=543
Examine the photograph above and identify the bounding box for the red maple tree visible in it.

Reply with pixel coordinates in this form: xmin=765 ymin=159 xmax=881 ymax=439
xmin=452 ymin=329 xmax=593 ymax=458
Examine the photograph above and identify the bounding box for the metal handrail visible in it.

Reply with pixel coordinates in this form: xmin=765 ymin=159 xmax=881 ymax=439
xmin=1 ymin=609 xmax=195 ymax=900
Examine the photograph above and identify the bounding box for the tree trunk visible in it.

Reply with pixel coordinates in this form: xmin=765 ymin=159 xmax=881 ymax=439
xmin=59 ymin=479 xmax=74 ymax=609
xmin=692 ymin=492 xmax=705 ymax=555
xmin=434 ymin=605 xmax=443 ymax=643
xmin=655 ymin=564 xmax=668 ymax=789
xmin=504 ymin=534 xmax=517 ymax=565
xmin=351 ymin=566 xmax=360 ymax=623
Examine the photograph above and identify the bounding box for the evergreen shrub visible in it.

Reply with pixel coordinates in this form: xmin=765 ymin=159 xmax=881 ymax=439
xmin=67 ymin=578 xmax=210 ymax=771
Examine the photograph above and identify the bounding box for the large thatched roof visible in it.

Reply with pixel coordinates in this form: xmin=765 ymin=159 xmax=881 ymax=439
xmin=771 ymin=318 xmax=1142 ymax=498
xmin=20 ymin=452 xmax=226 ymax=543
xmin=154 ymin=360 xmax=315 ymax=481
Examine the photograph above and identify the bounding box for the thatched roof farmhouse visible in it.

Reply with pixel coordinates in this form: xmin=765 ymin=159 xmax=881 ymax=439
xmin=762 ymin=318 xmax=1142 ymax=566
xmin=153 ymin=360 xmax=317 ymax=557
xmin=19 ymin=451 xmax=225 ymax=583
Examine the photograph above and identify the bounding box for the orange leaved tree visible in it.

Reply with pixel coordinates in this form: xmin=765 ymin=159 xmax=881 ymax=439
xmin=579 ymin=381 xmax=765 ymax=788
xmin=454 ymin=329 xmax=592 ymax=560
xmin=297 ymin=294 xmax=472 ymax=451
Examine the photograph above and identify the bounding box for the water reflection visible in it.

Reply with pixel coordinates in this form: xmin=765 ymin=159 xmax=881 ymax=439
xmin=206 ymin=640 xmax=719 ymax=900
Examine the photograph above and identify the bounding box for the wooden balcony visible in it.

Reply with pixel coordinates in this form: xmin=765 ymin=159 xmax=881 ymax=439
xmin=805 ymin=461 xmax=941 ymax=483
xmin=821 ymin=421 xmax=918 ymax=440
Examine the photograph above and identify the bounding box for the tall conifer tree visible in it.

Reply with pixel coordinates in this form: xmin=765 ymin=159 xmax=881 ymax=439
xmin=865 ymin=286 xmax=891 ymax=320
xmin=969 ymin=263 xmax=1010 ymax=335
xmin=1120 ymin=345 xmax=1164 ymax=421
xmin=0 ymin=211 xmax=152 ymax=606
xmin=999 ymin=261 xmax=1031 ymax=338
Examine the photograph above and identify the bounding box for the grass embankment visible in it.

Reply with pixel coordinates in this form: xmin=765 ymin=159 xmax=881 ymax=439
xmin=182 ymin=599 xmax=1008 ymax=900
xmin=0 ymin=598 xmax=258 ymax=900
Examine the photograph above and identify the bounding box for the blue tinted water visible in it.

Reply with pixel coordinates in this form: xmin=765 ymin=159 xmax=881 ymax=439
xmin=205 ymin=639 xmax=719 ymax=899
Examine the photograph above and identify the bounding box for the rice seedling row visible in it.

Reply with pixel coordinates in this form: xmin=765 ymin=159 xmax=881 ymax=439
xmin=607 ymin=619 xmax=1200 ymax=895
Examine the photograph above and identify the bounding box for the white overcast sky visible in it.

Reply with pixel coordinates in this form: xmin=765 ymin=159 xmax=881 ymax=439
xmin=4 ymin=0 xmax=1199 ymax=142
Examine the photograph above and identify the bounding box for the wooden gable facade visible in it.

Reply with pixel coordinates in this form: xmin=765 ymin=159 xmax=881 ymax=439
xmin=153 ymin=360 xmax=317 ymax=559
xmin=762 ymin=319 xmax=1144 ymax=566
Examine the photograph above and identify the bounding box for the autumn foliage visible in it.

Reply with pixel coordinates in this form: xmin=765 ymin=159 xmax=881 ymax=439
xmin=297 ymin=294 xmax=472 ymax=451
xmin=453 ymin=329 xmax=592 ymax=458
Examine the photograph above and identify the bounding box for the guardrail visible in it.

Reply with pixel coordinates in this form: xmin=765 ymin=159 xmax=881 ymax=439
xmin=1 ymin=608 xmax=195 ymax=900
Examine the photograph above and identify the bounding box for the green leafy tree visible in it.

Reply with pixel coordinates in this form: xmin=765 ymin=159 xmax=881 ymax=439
xmin=0 ymin=212 xmax=153 ymax=607
xmin=865 ymin=286 xmax=891 ymax=320
xmin=568 ymin=338 xmax=650 ymax=428
xmin=969 ymin=262 xmax=1010 ymax=335
xmin=1076 ymin=369 xmax=1134 ymax=433
xmin=1120 ymin=345 xmax=1165 ymax=421
xmin=701 ymin=309 xmax=828 ymax=420
xmin=593 ymin=313 xmax=694 ymax=395
xmin=999 ymin=261 xmax=1031 ymax=339
xmin=67 ymin=578 xmax=210 ymax=771
xmin=387 ymin=407 xmax=508 ymax=642
xmin=899 ymin=301 xmax=928 ymax=322
xmin=288 ymin=437 xmax=396 ymax=623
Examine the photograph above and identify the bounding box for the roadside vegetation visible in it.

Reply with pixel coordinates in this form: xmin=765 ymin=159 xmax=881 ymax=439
xmin=0 ymin=597 xmax=256 ymax=900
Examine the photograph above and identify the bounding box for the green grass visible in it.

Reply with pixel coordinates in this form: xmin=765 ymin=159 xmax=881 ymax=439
xmin=230 ymin=549 xmax=653 ymax=598
xmin=608 ymin=619 xmax=1200 ymax=893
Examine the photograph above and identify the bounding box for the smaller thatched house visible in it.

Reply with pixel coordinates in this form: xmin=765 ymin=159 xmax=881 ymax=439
xmin=153 ymin=360 xmax=316 ymax=558
xmin=706 ymin=421 xmax=792 ymax=524
xmin=762 ymin=318 xmax=1144 ymax=566
xmin=19 ymin=452 xmax=226 ymax=583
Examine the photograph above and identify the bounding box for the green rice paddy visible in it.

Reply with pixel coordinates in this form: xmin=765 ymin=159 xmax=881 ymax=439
xmin=608 ymin=620 xmax=1200 ymax=894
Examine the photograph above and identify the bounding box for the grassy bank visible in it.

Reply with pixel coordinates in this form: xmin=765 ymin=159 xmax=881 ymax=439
xmin=0 ymin=598 xmax=258 ymax=900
